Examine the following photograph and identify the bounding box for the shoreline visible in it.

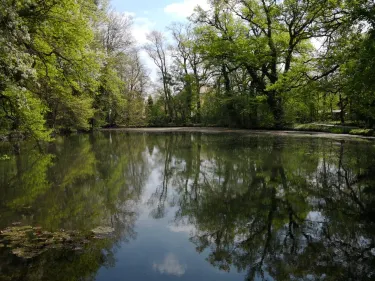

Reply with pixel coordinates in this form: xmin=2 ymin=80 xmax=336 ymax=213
xmin=100 ymin=127 xmax=375 ymax=141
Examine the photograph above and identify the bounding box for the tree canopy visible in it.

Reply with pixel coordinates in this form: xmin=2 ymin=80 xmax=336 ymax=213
xmin=145 ymin=0 xmax=375 ymax=129
xmin=0 ymin=0 xmax=149 ymax=141
xmin=1 ymin=0 xmax=375 ymax=140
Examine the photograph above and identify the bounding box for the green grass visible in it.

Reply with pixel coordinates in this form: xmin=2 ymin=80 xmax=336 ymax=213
xmin=292 ymin=123 xmax=364 ymax=135
xmin=349 ymin=129 xmax=374 ymax=136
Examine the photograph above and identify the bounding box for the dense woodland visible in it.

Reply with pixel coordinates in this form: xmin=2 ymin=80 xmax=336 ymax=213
xmin=1 ymin=0 xmax=375 ymax=141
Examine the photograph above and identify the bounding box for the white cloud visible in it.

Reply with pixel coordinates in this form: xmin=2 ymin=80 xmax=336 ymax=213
xmin=168 ymin=220 xmax=195 ymax=234
xmin=133 ymin=17 xmax=155 ymax=45
xmin=122 ymin=11 xmax=136 ymax=18
xmin=164 ymin=0 xmax=209 ymax=18
xmin=153 ymin=253 xmax=187 ymax=276
xmin=128 ymin=15 xmax=158 ymax=82
xmin=168 ymin=224 xmax=195 ymax=234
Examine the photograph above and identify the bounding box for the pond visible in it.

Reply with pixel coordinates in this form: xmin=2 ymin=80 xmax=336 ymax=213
xmin=0 ymin=131 xmax=374 ymax=281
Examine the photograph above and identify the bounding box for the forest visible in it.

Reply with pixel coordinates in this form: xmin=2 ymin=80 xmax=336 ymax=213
xmin=1 ymin=0 xmax=375 ymax=141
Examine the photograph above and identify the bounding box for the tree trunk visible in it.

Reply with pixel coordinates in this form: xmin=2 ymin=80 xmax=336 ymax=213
xmin=222 ymin=64 xmax=235 ymax=126
xmin=193 ymin=67 xmax=201 ymax=124
xmin=339 ymin=94 xmax=345 ymax=125
xmin=267 ymin=90 xmax=284 ymax=128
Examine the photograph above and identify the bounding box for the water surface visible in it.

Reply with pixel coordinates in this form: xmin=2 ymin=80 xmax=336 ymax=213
xmin=0 ymin=131 xmax=374 ymax=281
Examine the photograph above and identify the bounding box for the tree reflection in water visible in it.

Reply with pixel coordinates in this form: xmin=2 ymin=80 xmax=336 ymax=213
xmin=0 ymin=132 xmax=150 ymax=281
xmin=0 ymin=132 xmax=374 ymax=281
xmin=148 ymin=134 xmax=375 ymax=281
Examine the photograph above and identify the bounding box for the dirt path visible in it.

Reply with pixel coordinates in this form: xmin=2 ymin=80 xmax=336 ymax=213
xmin=101 ymin=127 xmax=375 ymax=141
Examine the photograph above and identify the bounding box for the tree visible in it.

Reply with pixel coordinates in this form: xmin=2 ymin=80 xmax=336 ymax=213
xmin=169 ymin=23 xmax=210 ymax=123
xmin=121 ymin=48 xmax=149 ymax=126
xmin=144 ymin=31 xmax=174 ymax=122
xmin=0 ymin=1 xmax=149 ymax=138
xmin=189 ymin=0 xmax=350 ymax=127
xmin=0 ymin=0 xmax=103 ymax=139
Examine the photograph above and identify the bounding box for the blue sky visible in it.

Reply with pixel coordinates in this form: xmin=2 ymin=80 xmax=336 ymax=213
xmin=111 ymin=0 xmax=209 ymax=44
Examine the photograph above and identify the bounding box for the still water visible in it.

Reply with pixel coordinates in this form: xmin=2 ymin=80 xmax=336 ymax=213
xmin=0 ymin=131 xmax=374 ymax=281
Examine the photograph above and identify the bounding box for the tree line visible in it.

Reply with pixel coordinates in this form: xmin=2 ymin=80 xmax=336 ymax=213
xmin=1 ymin=0 xmax=375 ymax=141
xmin=146 ymin=0 xmax=375 ymax=129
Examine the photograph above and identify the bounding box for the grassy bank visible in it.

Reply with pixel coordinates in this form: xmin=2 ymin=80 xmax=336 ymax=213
xmin=289 ymin=124 xmax=374 ymax=137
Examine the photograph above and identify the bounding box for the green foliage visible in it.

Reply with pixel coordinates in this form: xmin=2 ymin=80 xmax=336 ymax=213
xmin=349 ymin=128 xmax=374 ymax=136
xmin=2 ymin=0 xmax=375 ymax=136
xmin=0 ymin=0 xmax=148 ymax=139
xmin=146 ymin=95 xmax=169 ymax=126
xmin=0 ymin=154 xmax=10 ymax=160
xmin=94 ymin=58 xmax=126 ymax=127
xmin=341 ymin=30 xmax=375 ymax=126
xmin=0 ymin=0 xmax=101 ymax=139
xmin=144 ymin=1 xmax=375 ymax=131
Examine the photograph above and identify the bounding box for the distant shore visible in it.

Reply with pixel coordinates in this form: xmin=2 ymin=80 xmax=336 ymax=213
xmin=100 ymin=127 xmax=375 ymax=141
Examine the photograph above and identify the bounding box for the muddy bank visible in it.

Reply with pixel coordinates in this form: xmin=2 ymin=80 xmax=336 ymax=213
xmin=101 ymin=127 xmax=375 ymax=141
